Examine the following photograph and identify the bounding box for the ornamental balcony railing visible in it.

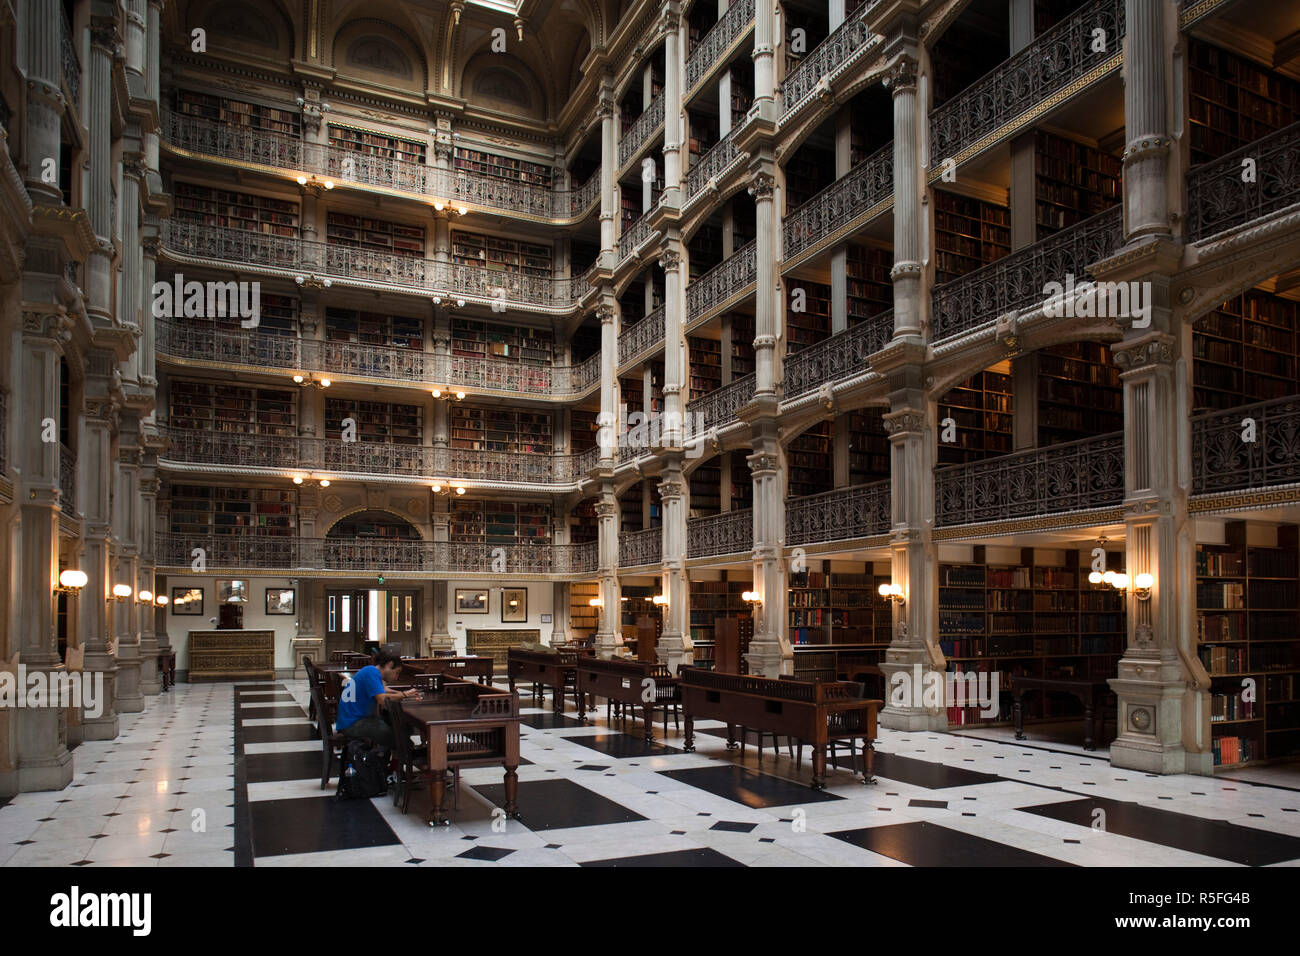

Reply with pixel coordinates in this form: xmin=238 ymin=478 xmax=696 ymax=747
xmin=61 ymin=6 xmax=80 ymax=110
xmin=687 ymin=508 xmax=753 ymax=558
xmin=59 ymin=444 xmax=76 ymax=515
xmin=161 ymin=221 xmax=575 ymax=310
xmin=1192 ymin=396 xmax=1300 ymax=495
xmin=619 ymin=527 xmax=662 ymax=567
xmin=574 ymin=444 xmax=600 ymax=474
xmin=934 ymin=432 xmax=1124 ymax=527
xmin=931 ymin=206 xmax=1122 ymax=342
xmin=685 ymin=0 xmax=755 ymax=93
xmin=618 ymin=305 xmax=665 ymax=366
xmin=930 ymin=0 xmax=1124 ymax=166
xmin=782 ymin=143 xmax=893 ymax=263
xmin=164 ymin=110 xmax=595 ymax=221
xmin=619 ymin=93 xmax=665 ymax=169
xmin=783 ymin=311 xmax=893 ymax=399
xmin=304 ymin=337 xmax=430 ymax=382
xmin=1187 ymin=121 xmax=1300 ymax=242
xmin=618 ymin=210 xmax=655 ymax=262
xmin=157 ymin=532 xmax=589 ymax=574
xmin=685 ymin=127 xmax=744 ymax=201
xmin=780 ymin=2 xmax=877 ymax=117
xmin=786 ymin=480 xmax=890 ymax=545
xmin=687 ymin=240 xmax=756 ymax=323
xmin=686 ymin=372 xmax=755 ymax=431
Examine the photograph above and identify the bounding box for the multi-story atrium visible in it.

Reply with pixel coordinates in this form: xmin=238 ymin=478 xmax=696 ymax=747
xmin=1 ymin=0 xmax=1299 ymax=873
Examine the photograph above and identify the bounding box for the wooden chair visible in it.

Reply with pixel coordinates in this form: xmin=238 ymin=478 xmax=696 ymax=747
xmin=387 ymin=699 xmax=460 ymax=815
xmin=304 ymin=656 xmax=318 ymax=725
xmin=308 ymin=672 xmax=347 ymax=789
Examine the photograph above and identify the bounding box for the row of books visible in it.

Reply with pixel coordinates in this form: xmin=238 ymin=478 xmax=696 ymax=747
xmin=1210 ymin=693 xmax=1256 ymax=722
xmin=1211 ymin=735 xmax=1257 ymax=766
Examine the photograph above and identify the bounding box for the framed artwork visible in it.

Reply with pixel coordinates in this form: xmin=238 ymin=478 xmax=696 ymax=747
xmin=501 ymin=588 xmax=527 ymax=623
xmin=217 ymin=579 xmax=249 ymax=604
xmin=265 ymin=588 xmax=295 ymax=615
xmin=171 ymin=587 xmax=204 ymax=615
xmin=540 ymin=614 xmax=552 ymax=624
xmin=455 ymin=588 xmax=489 ymax=614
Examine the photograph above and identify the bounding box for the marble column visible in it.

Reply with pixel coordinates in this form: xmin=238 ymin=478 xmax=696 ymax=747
xmin=21 ymin=0 xmax=63 ymax=204
xmin=594 ymin=485 xmax=621 ymax=658
xmin=112 ymin=416 xmax=143 ymax=714
xmin=656 ymin=465 xmax=691 ymax=671
xmin=886 ymin=54 xmax=922 ymax=339
xmin=662 ymin=1 xmax=683 ymax=206
xmin=136 ymin=460 xmax=161 ymax=696
xmin=83 ymin=22 xmax=119 ymax=326
xmin=598 ymin=77 xmax=617 ymax=254
xmin=78 ymin=387 xmax=119 ymax=740
xmin=1122 ymin=0 xmax=1173 ymax=241
xmin=746 ymin=431 xmax=790 ymax=677
xmin=429 ymin=513 xmax=454 ymax=653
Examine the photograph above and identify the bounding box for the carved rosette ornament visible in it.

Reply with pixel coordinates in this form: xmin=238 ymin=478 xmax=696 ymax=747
xmin=882 ymin=55 xmax=919 ymax=92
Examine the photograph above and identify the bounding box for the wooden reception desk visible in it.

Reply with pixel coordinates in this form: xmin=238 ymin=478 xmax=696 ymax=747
xmin=188 ymin=630 xmax=276 ymax=681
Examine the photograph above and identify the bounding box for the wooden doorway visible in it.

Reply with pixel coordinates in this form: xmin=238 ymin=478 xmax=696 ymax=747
xmin=325 ymin=589 xmax=369 ymax=656
xmin=385 ymin=589 xmax=420 ymax=656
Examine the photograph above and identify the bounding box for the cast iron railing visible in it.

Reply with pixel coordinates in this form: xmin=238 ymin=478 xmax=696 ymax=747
xmin=686 ymin=372 xmax=755 ymax=431
xmin=687 ymin=239 xmax=756 ymax=322
xmin=619 ymin=93 xmax=665 ymax=169
xmin=687 ymin=508 xmax=753 ymax=558
xmin=784 ymin=311 xmax=892 ymax=398
xmin=59 ymin=443 xmax=76 ymax=515
xmin=1187 ymin=121 xmax=1300 ymax=241
xmin=685 ymin=0 xmax=756 ymax=92
xmin=786 ymin=480 xmax=890 ymax=545
xmin=935 ymin=432 xmax=1124 ymax=526
xmin=619 ymin=305 xmax=665 ymax=366
xmin=1192 ymin=397 xmax=1300 ymax=495
xmin=618 ymin=210 xmax=655 ymax=262
xmin=780 ymin=3 xmax=878 ymax=117
xmin=783 ymin=143 xmax=893 ymax=262
xmin=685 ymin=126 xmax=744 ymax=201
xmin=619 ymin=527 xmax=662 ymax=567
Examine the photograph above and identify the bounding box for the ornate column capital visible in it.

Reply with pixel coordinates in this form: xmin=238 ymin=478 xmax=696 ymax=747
xmin=747 ymin=450 xmax=780 ymax=477
xmin=1112 ymin=334 xmax=1176 ymax=372
xmin=657 ymin=248 xmax=682 ymax=272
xmin=597 ymin=303 xmax=617 ymax=325
xmin=882 ymin=55 xmax=919 ymax=92
xmin=747 ymin=173 xmax=775 ymax=200
xmin=595 ymin=500 xmax=618 ymax=518
xmin=882 ymin=410 xmax=926 ymax=435
xmin=22 ymin=308 xmax=72 ymax=346
xmin=658 ymin=476 xmax=685 ymax=499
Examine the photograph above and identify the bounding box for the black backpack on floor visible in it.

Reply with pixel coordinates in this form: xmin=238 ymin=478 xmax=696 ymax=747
xmin=336 ymin=738 xmax=389 ymax=801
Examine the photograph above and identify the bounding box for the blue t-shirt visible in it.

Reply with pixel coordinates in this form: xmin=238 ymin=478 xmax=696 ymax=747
xmin=336 ymin=665 xmax=385 ymax=731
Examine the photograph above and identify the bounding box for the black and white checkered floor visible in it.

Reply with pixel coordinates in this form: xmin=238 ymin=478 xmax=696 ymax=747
xmin=3 ymin=679 xmax=1300 ymax=866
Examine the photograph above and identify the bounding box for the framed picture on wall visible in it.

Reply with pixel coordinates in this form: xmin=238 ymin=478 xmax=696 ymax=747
xmin=540 ymin=614 xmax=552 ymax=624
xmin=171 ymin=587 xmax=203 ymax=616
xmin=501 ymin=588 xmax=527 ymax=623
xmin=265 ymin=588 xmax=295 ymax=615
xmin=454 ymin=588 xmax=489 ymax=614
xmin=217 ymin=579 xmax=249 ymax=604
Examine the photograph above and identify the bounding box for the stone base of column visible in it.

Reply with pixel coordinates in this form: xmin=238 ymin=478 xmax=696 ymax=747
xmin=82 ymin=712 xmax=121 ymax=741
xmin=744 ymin=639 xmax=788 ymax=679
xmin=880 ymin=653 xmax=949 ymax=732
xmin=657 ymin=630 xmax=693 ymax=673
xmin=16 ymin=708 xmax=74 ymax=792
xmin=81 ymin=661 xmax=119 ymax=740
xmin=1109 ymin=669 xmax=1214 ymax=775
xmin=116 ymin=653 xmax=144 ymax=714
xmin=290 ymin=637 xmax=324 ymax=678
xmin=427 ymin=633 xmax=456 ymax=655
xmin=594 ymin=629 xmax=621 ymax=660
xmin=139 ymin=638 xmax=162 ymax=696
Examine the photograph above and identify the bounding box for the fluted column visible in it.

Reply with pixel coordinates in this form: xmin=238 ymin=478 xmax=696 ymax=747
xmin=78 ymin=387 xmax=119 ymax=740
xmin=112 ymin=416 xmax=143 ymax=714
xmin=598 ymin=77 xmax=617 ymax=253
xmin=659 ymin=244 xmax=686 ymax=441
xmin=595 ymin=487 xmax=621 ymax=658
xmin=145 ymin=0 xmax=161 ymax=103
xmin=140 ymin=229 xmax=159 ymax=391
xmin=120 ymin=153 xmax=145 ymax=390
xmin=551 ymin=516 xmax=571 ymax=644
xmin=656 ymin=466 xmax=691 ymax=671
xmin=84 ymin=22 xmax=119 ymax=325
xmin=662 ymin=1 xmax=683 ymax=206
xmin=136 ymin=461 xmax=162 ymax=696
xmin=14 ymin=308 xmax=74 ymax=789
xmin=746 ymin=434 xmax=789 ymax=677
xmin=124 ymin=0 xmax=145 ymax=78
xmin=752 ymin=0 xmax=775 ymax=105
xmin=429 ymin=513 xmax=454 ymax=652
xmin=1122 ymin=0 xmax=1173 ymax=240
xmin=879 ymin=397 xmax=946 ymax=730
xmin=598 ymin=302 xmax=618 ymax=463
xmin=887 ymin=54 xmax=922 ymax=338
xmin=21 ymin=0 xmax=63 ymax=204
xmin=749 ymin=168 xmax=778 ymax=394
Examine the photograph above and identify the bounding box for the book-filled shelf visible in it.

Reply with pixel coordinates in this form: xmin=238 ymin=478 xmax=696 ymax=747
xmin=688 ymin=459 xmax=721 ymax=518
xmin=728 ymin=61 xmax=754 ymax=126
xmin=687 ymin=111 xmax=719 ymax=172
xmin=1196 ymin=522 xmax=1300 ymax=767
xmin=620 ymin=584 xmax=659 ymax=644
xmin=452 ymin=317 xmax=553 ymax=365
xmin=688 ymin=336 xmax=722 ymax=401
xmin=790 ymin=562 xmax=893 ymax=684
xmin=938 ymin=547 xmax=1126 ymax=727
xmin=570 ymin=581 xmax=600 ymax=637
xmin=937 ymin=366 xmax=1013 ymax=465
xmin=787 ymin=419 xmax=833 ymax=498
xmin=450 ymin=407 xmax=552 ymax=455
xmin=570 ymin=409 xmax=599 ymax=454
xmin=449 ymin=499 xmax=551 ymax=546
xmin=570 ymin=498 xmax=598 ymax=543
xmin=688 ymin=224 xmax=723 ymax=280
xmin=1034 ymin=130 xmax=1121 ymax=239
xmin=846 ymin=244 xmax=893 ymax=323
xmin=1037 ymin=342 xmax=1122 ymax=446
xmin=1188 ymin=39 xmax=1300 ymax=166
xmin=784 ymin=143 xmax=834 ymax=212
xmin=728 ymin=313 xmax=755 ymax=378
xmin=326 ymin=212 xmax=424 ymax=256
xmin=1192 ymin=290 xmax=1299 ymax=412
xmin=324 ymin=308 xmax=422 ymax=349
xmin=173 ymin=181 xmax=299 ymax=236
xmin=169 ymin=484 xmax=295 ymax=537
xmin=786 ymin=280 xmax=831 ymax=354
xmin=451 ymin=231 xmax=552 ymax=278
xmin=453 ymin=146 xmax=551 ymax=187
xmin=169 ymin=381 xmax=296 ymax=438
xmin=729 ymin=450 xmax=753 ymax=511
xmin=329 ymin=125 xmax=426 ymax=164
xmin=689 ymin=577 xmax=752 ymax=670
xmin=934 ymin=190 xmax=1010 ymax=285
xmin=849 ymin=408 xmax=890 ymax=484
xmin=324 ymin=398 xmax=422 ymax=445
xmin=174 ymin=89 xmax=299 ymax=135
xmin=330 ymin=512 xmax=420 ymax=538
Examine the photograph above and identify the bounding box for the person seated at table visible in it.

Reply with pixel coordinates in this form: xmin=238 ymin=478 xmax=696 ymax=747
xmin=336 ymin=644 xmax=419 ymax=749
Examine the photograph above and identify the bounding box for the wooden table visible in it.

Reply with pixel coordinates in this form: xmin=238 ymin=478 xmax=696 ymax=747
xmin=507 ymin=648 xmax=580 ymax=711
xmin=402 ymin=656 xmax=495 ymax=684
xmin=575 ymin=658 xmax=679 ymax=742
xmin=680 ymin=668 xmax=880 ymax=789
xmin=1010 ymin=675 xmax=1115 ymax=751
xmin=398 ymin=682 xmax=521 ymax=826
xmin=157 ymin=650 xmax=177 ymax=691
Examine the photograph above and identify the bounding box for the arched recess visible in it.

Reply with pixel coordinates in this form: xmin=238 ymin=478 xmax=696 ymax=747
xmin=459 ymin=50 xmax=550 ymax=121
xmin=185 ymin=0 xmax=294 ymax=63
xmin=325 ymin=509 xmax=425 ymax=540
xmin=1174 ymin=225 xmax=1300 ymax=328
xmin=331 ymin=17 xmax=429 ymax=93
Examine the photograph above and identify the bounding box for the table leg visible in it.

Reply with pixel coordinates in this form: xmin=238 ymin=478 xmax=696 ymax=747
xmin=1013 ymin=692 xmax=1025 ymax=740
xmin=684 ymin=713 xmax=695 ymax=752
xmin=430 ymin=774 xmax=447 ymax=826
xmin=811 ymin=745 xmax=827 ymax=790
xmin=503 ymin=765 xmax=519 ymax=818
xmin=577 ymin=685 xmax=587 ymax=723
xmin=1083 ymin=695 xmax=1095 ymax=751
xmin=863 ymin=741 xmax=876 ymax=784
xmin=641 ymin=703 xmax=655 ymax=743
xmin=725 ymin=723 xmax=739 ymax=751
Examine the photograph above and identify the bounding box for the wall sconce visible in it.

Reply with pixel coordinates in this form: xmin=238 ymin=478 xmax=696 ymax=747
xmin=1133 ymin=573 xmax=1153 ymax=600
xmin=137 ymin=589 xmax=154 ymax=605
xmin=295 ymin=174 xmax=334 ymax=190
xmin=292 ymin=373 xmax=330 ymax=388
xmin=292 ymin=475 xmax=331 ymax=488
xmin=741 ymin=590 xmax=761 ymax=607
xmin=651 ymin=594 xmax=668 ymax=606
xmin=293 ymin=275 xmax=332 ymax=290
xmin=587 ymin=597 xmax=603 ymax=608
xmin=155 ymin=595 xmax=169 ymax=607
xmin=877 ymin=583 xmax=906 ymax=605
xmin=430 ymin=480 xmax=467 ymax=496
xmin=430 ymin=387 xmax=467 ymax=401
xmin=111 ymin=584 xmax=133 ymax=603
xmin=431 ymin=201 xmax=468 ymax=216
xmin=55 ymin=569 xmax=88 ymax=593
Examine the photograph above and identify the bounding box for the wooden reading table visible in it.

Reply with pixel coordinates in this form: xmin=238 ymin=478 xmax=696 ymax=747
xmin=575 ymin=658 xmax=679 ymax=742
xmin=1010 ymin=675 xmax=1114 ymax=751
xmin=679 ymin=668 xmax=881 ymax=789
xmin=507 ymin=648 xmax=580 ymax=711
xmin=402 ymin=656 xmax=495 ymax=684
xmin=396 ymin=680 xmax=521 ymax=825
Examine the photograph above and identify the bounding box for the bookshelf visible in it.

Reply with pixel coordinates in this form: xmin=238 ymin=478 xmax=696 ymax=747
xmin=786 ymin=279 xmax=831 ymax=353
xmin=1197 ymin=522 xmax=1300 ymax=767
xmin=728 ymin=62 xmax=753 ymax=125
xmin=784 ymin=145 xmax=834 ymax=212
xmin=570 ymin=498 xmax=598 ymax=543
xmin=1188 ymin=40 xmax=1300 ymax=166
xmin=450 ymin=406 xmax=552 ymax=454
xmin=1193 ymin=291 xmax=1299 ymax=412
xmin=1037 ymin=342 xmax=1122 ymax=446
xmin=453 ymin=146 xmax=551 ymax=186
xmin=620 ymin=584 xmax=658 ymax=643
xmin=937 ymin=368 xmax=1013 ymax=465
xmin=789 ymin=564 xmax=893 ymax=683
xmin=938 ymin=548 xmax=1127 ymax=727
xmin=325 ymin=308 xmax=422 ymax=349
xmin=849 ymin=408 xmax=890 ymax=484
xmin=452 ymin=317 xmax=553 ymax=364
xmin=174 ymin=89 xmax=300 ymax=135
xmin=689 ymin=579 xmax=751 ymax=655
xmin=324 ymin=398 xmax=423 ymax=445
xmin=326 ymin=212 xmax=424 ymax=256
xmin=689 ymin=460 xmax=721 ymax=518
xmin=570 ymin=409 xmax=599 ymax=454
xmin=688 ymin=336 xmax=722 ymax=400
xmin=570 ymin=581 xmax=600 ymax=637
xmin=933 ymin=190 xmax=1010 ymax=285
xmin=729 ymin=313 xmax=755 ymax=378
xmin=329 ymin=125 xmax=426 ymax=164
xmin=169 ymin=484 xmax=295 ymax=537
xmin=846 ymin=244 xmax=893 ymax=323
xmin=687 ymin=112 xmax=719 ymax=172
xmin=787 ymin=419 xmax=832 ymax=497
xmin=448 ymin=499 xmax=552 ymax=545
xmin=331 ymin=512 xmax=420 ymax=538
xmin=451 ymin=231 xmax=552 ymax=278
xmin=620 ymin=191 xmax=641 ymax=234
xmin=168 ymin=382 xmax=296 ymax=438
xmin=729 ymin=450 xmax=753 ymax=511
xmin=688 ymin=224 xmax=723 ymax=280
xmin=1035 ymin=130 xmax=1121 ymax=239
xmin=172 ymin=182 xmax=299 ymax=236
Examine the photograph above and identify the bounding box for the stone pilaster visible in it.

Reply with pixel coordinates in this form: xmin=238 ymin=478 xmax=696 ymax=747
xmin=429 ymin=513 xmax=454 ymax=653
xmin=78 ymin=388 xmax=119 ymax=739
xmin=748 ymin=169 xmax=779 ymax=395
xmin=22 ymin=0 xmax=64 ymax=204
xmin=661 ymin=1 xmax=683 ymax=206
xmin=136 ymin=461 xmax=162 ymax=696
xmin=84 ymin=21 xmax=120 ymax=325
xmin=112 ymin=417 xmax=143 ymax=714
xmin=745 ymin=429 xmax=790 ymax=677
xmin=598 ymin=302 xmax=618 ymax=463
xmin=594 ymin=487 xmax=621 ymax=658
xmin=656 ymin=465 xmax=691 ymax=671
xmin=886 ymin=53 xmax=922 ymax=339
xmin=598 ymin=77 xmax=617 ymax=253
xmin=1122 ymin=0 xmax=1174 ymax=240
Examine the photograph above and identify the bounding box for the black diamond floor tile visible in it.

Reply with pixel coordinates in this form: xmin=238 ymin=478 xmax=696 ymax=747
xmin=249 ymin=796 xmax=400 ymax=858
xmin=830 ymin=821 xmax=1075 ymax=867
xmin=471 ymin=778 xmax=646 ymax=831
xmin=554 ymin=732 xmax=682 ymax=759
xmin=657 ymin=764 xmax=843 ymax=810
xmin=581 ymin=847 xmax=743 ymax=867
xmin=457 ymin=845 xmax=516 ymax=862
